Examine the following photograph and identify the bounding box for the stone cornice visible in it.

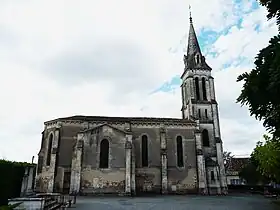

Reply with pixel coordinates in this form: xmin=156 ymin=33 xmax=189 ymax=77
xmin=188 ymin=99 xmax=218 ymax=105
xmin=180 ymin=68 xmax=212 ymax=79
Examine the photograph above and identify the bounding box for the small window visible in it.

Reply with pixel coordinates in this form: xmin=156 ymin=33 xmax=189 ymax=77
xmin=202 ymin=129 xmax=210 ymax=147
xmin=46 ymin=134 xmax=53 ymax=166
xmin=198 ymin=109 xmax=201 ymax=118
xmin=99 ymin=139 xmax=109 ymax=168
xmin=176 ymin=136 xmax=184 ymax=167
xmin=142 ymin=135 xmax=148 ymax=167
xmin=211 ymin=171 xmax=215 ymax=181
xmin=205 ymin=109 xmax=208 ymax=119
xmin=196 ymin=54 xmax=200 ymax=64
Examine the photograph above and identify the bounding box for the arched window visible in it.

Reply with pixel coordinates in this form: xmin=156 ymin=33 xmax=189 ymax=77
xmin=195 ymin=77 xmax=200 ymax=100
xmin=202 ymin=129 xmax=210 ymax=147
xmin=46 ymin=134 xmax=53 ymax=166
xmin=176 ymin=136 xmax=184 ymax=167
xmin=141 ymin=135 xmax=148 ymax=167
xmin=202 ymin=77 xmax=207 ymax=100
xmin=99 ymin=139 xmax=109 ymax=168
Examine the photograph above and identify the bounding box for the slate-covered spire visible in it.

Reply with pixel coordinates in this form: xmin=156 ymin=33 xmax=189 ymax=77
xmin=184 ymin=8 xmax=211 ymax=70
xmin=187 ymin=9 xmax=202 ymax=57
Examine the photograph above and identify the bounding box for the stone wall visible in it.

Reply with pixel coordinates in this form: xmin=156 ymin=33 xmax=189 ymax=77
xmin=78 ymin=124 xmax=127 ymax=194
xmin=81 ymin=169 xmax=126 ymax=194
xmin=36 ymin=127 xmax=61 ymax=193
xmin=199 ymin=123 xmax=216 ymax=157
xmin=131 ymin=125 xmax=197 ymax=194
xmin=57 ymin=126 xmax=81 ymax=167
xmin=37 ymin=119 xmax=200 ymax=195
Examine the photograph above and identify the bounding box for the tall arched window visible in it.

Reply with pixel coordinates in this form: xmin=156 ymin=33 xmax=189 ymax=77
xmin=202 ymin=129 xmax=210 ymax=147
xmin=46 ymin=134 xmax=53 ymax=166
xmin=195 ymin=77 xmax=200 ymax=100
xmin=176 ymin=136 xmax=184 ymax=167
xmin=99 ymin=139 xmax=109 ymax=168
xmin=142 ymin=135 xmax=148 ymax=167
xmin=202 ymin=77 xmax=207 ymax=100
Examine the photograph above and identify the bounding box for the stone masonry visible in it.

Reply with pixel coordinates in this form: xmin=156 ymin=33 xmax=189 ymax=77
xmin=34 ymin=14 xmax=228 ymax=196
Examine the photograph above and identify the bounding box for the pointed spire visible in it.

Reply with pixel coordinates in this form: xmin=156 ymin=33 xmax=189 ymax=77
xmin=184 ymin=7 xmax=212 ymax=70
xmin=187 ymin=6 xmax=201 ymax=57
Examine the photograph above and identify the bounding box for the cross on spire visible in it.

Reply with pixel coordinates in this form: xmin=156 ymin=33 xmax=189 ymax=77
xmin=189 ymin=5 xmax=192 ymax=23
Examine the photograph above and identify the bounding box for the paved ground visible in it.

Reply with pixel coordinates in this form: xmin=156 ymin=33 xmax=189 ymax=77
xmin=74 ymin=194 xmax=279 ymax=210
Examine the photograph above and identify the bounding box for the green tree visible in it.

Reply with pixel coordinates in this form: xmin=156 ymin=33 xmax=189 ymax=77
xmin=237 ymin=35 xmax=280 ymax=137
xmin=259 ymin=0 xmax=280 ymax=31
xmin=239 ymin=156 xmax=268 ymax=185
xmin=251 ymin=134 xmax=280 ymax=182
xmin=237 ymin=0 xmax=280 ymax=137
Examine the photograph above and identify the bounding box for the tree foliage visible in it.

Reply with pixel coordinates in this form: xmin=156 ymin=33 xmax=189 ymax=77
xmin=251 ymin=134 xmax=280 ymax=182
xmin=239 ymin=156 xmax=268 ymax=185
xmin=237 ymin=35 xmax=280 ymax=137
xmin=223 ymin=151 xmax=234 ymax=171
xmin=259 ymin=0 xmax=280 ymax=31
xmin=237 ymin=0 xmax=280 ymax=186
xmin=0 ymin=202 xmax=23 ymax=210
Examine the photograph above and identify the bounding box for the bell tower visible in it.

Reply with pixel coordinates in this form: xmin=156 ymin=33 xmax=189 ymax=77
xmin=181 ymin=11 xmax=228 ymax=194
xmin=181 ymin=13 xmax=213 ymax=120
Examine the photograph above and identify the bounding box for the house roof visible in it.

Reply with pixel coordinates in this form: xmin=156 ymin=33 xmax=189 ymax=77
xmin=226 ymin=157 xmax=249 ymax=172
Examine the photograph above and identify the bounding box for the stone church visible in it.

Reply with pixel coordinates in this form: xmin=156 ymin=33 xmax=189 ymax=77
xmin=35 ymin=16 xmax=228 ymax=196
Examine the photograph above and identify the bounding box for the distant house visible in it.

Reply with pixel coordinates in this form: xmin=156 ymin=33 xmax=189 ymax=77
xmin=225 ymin=158 xmax=249 ymax=185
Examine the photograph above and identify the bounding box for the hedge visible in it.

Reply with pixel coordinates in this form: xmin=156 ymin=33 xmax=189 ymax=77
xmin=0 ymin=159 xmax=35 ymax=206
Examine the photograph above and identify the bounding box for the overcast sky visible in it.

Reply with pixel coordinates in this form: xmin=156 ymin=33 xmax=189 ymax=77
xmin=0 ymin=0 xmax=278 ymax=162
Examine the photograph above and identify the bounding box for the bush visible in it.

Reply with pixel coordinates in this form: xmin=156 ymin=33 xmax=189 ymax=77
xmin=0 ymin=202 xmax=23 ymax=210
xmin=0 ymin=159 xmax=34 ymax=206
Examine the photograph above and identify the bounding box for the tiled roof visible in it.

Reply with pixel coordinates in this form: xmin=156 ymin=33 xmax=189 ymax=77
xmin=226 ymin=157 xmax=249 ymax=172
xmin=45 ymin=115 xmax=195 ymax=124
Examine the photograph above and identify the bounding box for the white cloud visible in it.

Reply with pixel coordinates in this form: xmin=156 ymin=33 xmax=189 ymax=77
xmin=0 ymin=0 xmax=278 ymax=161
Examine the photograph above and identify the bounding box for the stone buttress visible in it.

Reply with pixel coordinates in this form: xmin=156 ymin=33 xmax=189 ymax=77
xmin=160 ymin=127 xmax=168 ymax=194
